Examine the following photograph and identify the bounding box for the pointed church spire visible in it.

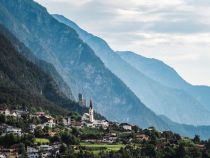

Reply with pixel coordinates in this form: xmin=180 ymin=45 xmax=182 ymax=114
xmin=90 ymin=99 xmax=93 ymax=109
xmin=89 ymin=99 xmax=94 ymax=122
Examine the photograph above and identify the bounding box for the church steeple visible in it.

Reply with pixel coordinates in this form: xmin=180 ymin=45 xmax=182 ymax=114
xmin=89 ymin=99 xmax=94 ymax=123
xmin=90 ymin=99 xmax=93 ymax=109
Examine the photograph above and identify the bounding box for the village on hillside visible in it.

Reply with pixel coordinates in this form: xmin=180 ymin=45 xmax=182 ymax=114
xmin=0 ymin=93 xmax=208 ymax=158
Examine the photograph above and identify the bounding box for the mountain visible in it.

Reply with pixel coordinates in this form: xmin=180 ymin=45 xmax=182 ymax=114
xmin=0 ymin=25 xmax=86 ymax=115
xmin=0 ymin=24 xmax=74 ymax=100
xmin=117 ymin=51 xmax=210 ymax=112
xmin=53 ymin=14 xmax=210 ymax=126
xmin=159 ymin=115 xmax=210 ymax=140
xmin=2 ymin=31 xmax=210 ymax=141
xmin=0 ymin=0 xmax=170 ymax=129
xmin=1 ymin=0 xmax=210 ymax=139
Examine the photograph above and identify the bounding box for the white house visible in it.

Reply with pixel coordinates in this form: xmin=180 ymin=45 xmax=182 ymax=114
xmin=27 ymin=146 xmax=39 ymax=158
xmin=6 ymin=126 xmax=22 ymax=136
xmin=62 ymin=117 xmax=71 ymax=126
xmin=0 ymin=154 xmax=6 ymax=158
xmin=120 ymin=123 xmax=132 ymax=131
xmin=44 ymin=119 xmax=56 ymax=128
xmin=10 ymin=111 xmax=18 ymax=117
xmin=0 ymin=108 xmax=10 ymax=116
xmin=29 ymin=124 xmax=37 ymax=133
xmin=94 ymin=120 xmax=109 ymax=129
xmin=39 ymin=145 xmax=52 ymax=158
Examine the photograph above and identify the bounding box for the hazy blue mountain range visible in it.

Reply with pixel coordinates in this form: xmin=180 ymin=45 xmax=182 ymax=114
xmin=3 ymin=28 xmax=209 ymax=141
xmin=158 ymin=115 xmax=210 ymax=140
xmin=118 ymin=51 xmax=210 ymax=112
xmin=53 ymin=15 xmax=210 ymax=126
xmin=0 ymin=0 xmax=170 ymax=129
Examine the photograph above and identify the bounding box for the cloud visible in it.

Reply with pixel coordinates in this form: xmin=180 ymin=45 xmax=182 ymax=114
xmin=35 ymin=0 xmax=210 ymax=86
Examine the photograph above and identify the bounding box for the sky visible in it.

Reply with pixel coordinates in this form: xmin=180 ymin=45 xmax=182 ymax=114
xmin=35 ymin=0 xmax=210 ymax=86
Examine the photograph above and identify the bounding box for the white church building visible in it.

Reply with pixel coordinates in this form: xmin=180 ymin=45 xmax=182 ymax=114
xmin=82 ymin=100 xmax=109 ymax=129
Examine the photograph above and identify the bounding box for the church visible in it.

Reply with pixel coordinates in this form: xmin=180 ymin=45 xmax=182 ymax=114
xmin=82 ymin=99 xmax=109 ymax=129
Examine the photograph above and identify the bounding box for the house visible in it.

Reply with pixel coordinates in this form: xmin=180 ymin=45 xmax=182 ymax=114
xmin=62 ymin=117 xmax=71 ymax=126
xmin=5 ymin=126 xmax=22 ymax=136
xmin=0 ymin=154 xmax=6 ymax=158
xmin=51 ymin=144 xmax=60 ymax=157
xmin=81 ymin=113 xmax=89 ymax=122
xmin=0 ymin=124 xmax=7 ymax=131
xmin=0 ymin=108 xmax=10 ymax=116
xmin=195 ymin=144 xmax=205 ymax=149
xmin=29 ymin=124 xmax=37 ymax=133
xmin=110 ymin=133 xmax=117 ymax=137
xmin=148 ymin=127 xmax=155 ymax=131
xmin=136 ymin=134 xmax=150 ymax=141
xmin=36 ymin=124 xmax=45 ymax=129
xmin=35 ymin=112 xmax=45 ymax=117
xmin=0 ymin=146 xmax=19 ymax=158
xmin=38 ymin=145 xmax=52 ymax=158
xmin=37 ymin=115 xmax=56 ymax=128
xmin=156 ymin=142 xmax=167 ymax=150
xmin=27 ymin=146 xmax=39 ymax=158
xmin=44 ymin=119 xmax=56 ymax=128
xmin=71 ymin=121 xmax=83 ymax=129
xmin=83 ymin=139 xmax=100 ymax=143
xmin=40 ymin=152 xmax=50 ymax=158
xmin=109 ymin=122 xmax=120 ymax=126
xmin=12 ymin=110 xmax=28 ymax=117
xmin=94 ymin=120 xmax=109 ymax=129
xmin=0 ymin=108 xmax=28 ymax=117
xmin=10 ymin=111 xmax=18 ymax=117
xmin=120 ymin=123 xmax=132 ymax=131
xmin=82 ymin=120 xmax=95 ymax=128
xmin=48 ymin=130 xmax=56 ymax=137
xmin=102 ymin=136 xmax=117 ymax=143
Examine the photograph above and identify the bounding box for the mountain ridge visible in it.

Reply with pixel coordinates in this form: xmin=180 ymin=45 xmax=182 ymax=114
xmin=117 ymin=51 xmax=210 ymax=112
xmin=53 ymin=14 xmax=210 ymax=126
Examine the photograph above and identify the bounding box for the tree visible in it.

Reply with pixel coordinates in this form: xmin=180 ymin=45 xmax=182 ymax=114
xmin=19 ymin=143 xmax=28 ymax=158
xmin=0 ymin=134 xmax=21 ymax=147
xmin=142 ymin=144 xmax=156 ymax=157
xmin=193 ymin=135 xmax=200 ymax=144
xmin=176 ymin=144 xmax=186 ymax=158
xmin=50 ymin=135 xmax=60 ymax=143
xmin=189 ymin=146 xmax=202 ymax=158
xmin=34 ymin=127 xmax=44 ymax=138
xmin=0 ymin=114 xmax=5 ymax=123
xmin=59 ymin=143 xmax=68 ymax=154
xmin=61 ymin=132 xmax=79 ymax=145
xmin=206 ymin=139 xmax=210 ymax=150
xmin=72 ymin=127 xmax=80 ymax=137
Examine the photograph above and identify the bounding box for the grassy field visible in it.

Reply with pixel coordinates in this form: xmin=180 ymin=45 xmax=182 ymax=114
xmin=33 ymin=138 xmax=50 ymax=144
xmin=79 ymin=142 xmax=125 ymax=154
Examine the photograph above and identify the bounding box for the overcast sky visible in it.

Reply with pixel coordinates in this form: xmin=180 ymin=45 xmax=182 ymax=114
xmin=35 ymin=0 xmax=210 ymax=86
